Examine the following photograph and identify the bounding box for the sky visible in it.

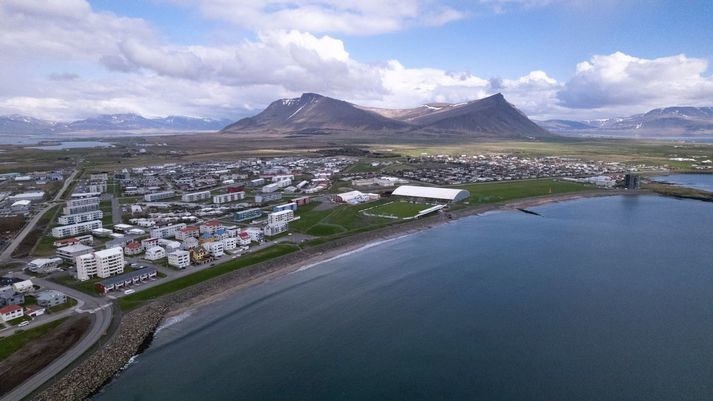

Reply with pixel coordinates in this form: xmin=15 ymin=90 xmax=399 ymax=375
xmin=0 ymin=0 xmax=711 ymax=121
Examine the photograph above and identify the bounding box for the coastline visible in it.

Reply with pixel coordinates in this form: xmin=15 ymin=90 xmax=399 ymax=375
xmin=33 ymin=188 xmax=637 ymax=401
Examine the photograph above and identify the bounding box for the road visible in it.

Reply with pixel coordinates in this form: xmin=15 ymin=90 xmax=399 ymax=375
xmin=0 ymin=274 xmax=113 ymax=401
xmin=0 ymin=169 xmax=78 ymax=262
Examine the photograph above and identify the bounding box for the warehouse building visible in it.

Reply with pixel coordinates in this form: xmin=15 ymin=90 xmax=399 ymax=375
xmin=391 ymin=185 xmax=470 ymax=203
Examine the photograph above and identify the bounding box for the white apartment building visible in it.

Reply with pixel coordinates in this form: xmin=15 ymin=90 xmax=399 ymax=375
xmin=167 ymin=250 xmax=191 ymax=269
xmin=144 ymin=246 xmax=166 ymax=261
xmin=222 ymin=237 xmax=237 ymax=251
xmin=150 ymin=223 xmax=187 ymax=239
xmin=51 ymin=220 xmax=103 ymax=238
xmin=90 ymin=173 xmax=108 ymax=181
xmin=262 ymin=183 xmax=280 ymax=193
xmin=267 ymin=210 xmax=294 ymax=226
xmin=263 ymin=223 xmax=288 ymax=237
xmin=56 ymin=244 xmax=95 ymax=263
xmin=75 ymin=247 xmax=125 ymax=281
xmin=181 ymin=191 xmax=211 ymax=202
xmin=144 ymin=190 xmax=175 ymax=202
xmin=212 ymin=191 xmax=246 ymax=204
xmin=63 ymin=197 xmax=99 ymax=215
xmin=89 ymin=182 xmax=108 ymax=193
xmin=203 ymin=241 xmax=224 ymax=257
xmin=58 ymin=210 xmax=104 ymax=225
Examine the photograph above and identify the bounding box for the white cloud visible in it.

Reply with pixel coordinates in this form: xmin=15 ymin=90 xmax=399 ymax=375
xmin=172 ymin=0 xmax=466 ymax=35
xmin=557 ymin=52 xmax=713 ymax=113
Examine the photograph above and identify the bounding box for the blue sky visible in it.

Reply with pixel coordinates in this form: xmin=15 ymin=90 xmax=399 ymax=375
xmin=0 ymin=0 xmax=712 ymax=120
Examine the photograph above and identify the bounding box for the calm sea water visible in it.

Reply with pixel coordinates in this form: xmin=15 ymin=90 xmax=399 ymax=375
xmin=652 ymin=174 xmax=713 ymax=192
xmin=95 ymin=195 xmax=713 ymax=401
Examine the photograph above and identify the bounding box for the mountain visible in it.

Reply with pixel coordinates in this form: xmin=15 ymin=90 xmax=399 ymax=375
xmin=539 ymin=106 xmax=713 ymax=136
xmin=223 ymin=93 xmax=410 ymax=133
xmin=223 ymin=93 xmax=552 ymax=139
xmin=0 ymin=113 xmax=232 ymax=134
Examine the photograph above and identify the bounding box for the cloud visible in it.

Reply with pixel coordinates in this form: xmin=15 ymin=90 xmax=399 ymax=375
xmin=172 ymin=0 xmax=466 ymax=35
xmin=557 ymin=52 xmax=713 ymax=111
xmin=47 ymin=72 xmax=80 ymax=81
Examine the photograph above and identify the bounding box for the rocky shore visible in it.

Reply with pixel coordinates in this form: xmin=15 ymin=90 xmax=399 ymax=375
xmin=33 ymin=304 xmax=168 ymax=401
xmin=33 ymin=189 xmax=628 ymax=400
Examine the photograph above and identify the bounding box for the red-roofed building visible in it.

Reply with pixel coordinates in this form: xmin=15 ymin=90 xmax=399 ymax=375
xmin=124 ymin=241 xmax=144 ymax=256
xmin=176 ymin=226 xmax=200 ymax=241
xmin=200 ymin=220 xmax=224 ymax=234
xmin=238 ymin=231 xmax=251 ymax=246
xmin=0 ymin=304 xmax=23 ymax=322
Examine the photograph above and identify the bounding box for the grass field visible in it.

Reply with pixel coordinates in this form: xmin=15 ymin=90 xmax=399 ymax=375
xmin=0 ymin=318 xmax=68 ymax=361
xmin=99 ymin=200 xmax=113 ymax=226
xmin=363 ymin=201 xmax=433 ymax=219
xmin=13 ymin=205 xmax=61 ymax=258
xmin=118 ymin=243 xmax=300 ymax=310
xmin=455 ymin=179 xmax=594 ymax=204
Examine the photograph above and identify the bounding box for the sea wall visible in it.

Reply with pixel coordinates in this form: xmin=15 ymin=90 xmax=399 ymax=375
xmin=33 ymin=303 xmax=168 ymax=401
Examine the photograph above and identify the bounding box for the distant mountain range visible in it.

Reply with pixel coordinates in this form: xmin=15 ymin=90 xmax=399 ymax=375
xmin=538 ymin=107 xmax=713 ymax=136
xmin=0 ymin=113 xmax=232 ymax=134
xmin=222 ymin=93 xmax=553 ymax=139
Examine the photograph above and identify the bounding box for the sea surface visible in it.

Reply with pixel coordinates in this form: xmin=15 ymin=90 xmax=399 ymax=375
xmin=28 ymin=141 xmax=113 ymax=150
xmin=651 ymin=173 xmax=713 ymax=192
xmin=94 ymin=195 xmax=713 ymax=401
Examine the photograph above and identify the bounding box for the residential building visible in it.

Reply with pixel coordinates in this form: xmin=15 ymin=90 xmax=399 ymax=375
xmin=63 ymin=197 xmax=99 ymax=215
xmin=190 ymin=247 xmax=212 ymax=264
xmin=0 ymin=304 xmax=23 ymax=322
xmin=27 ymin=258 xmax=63 ymax=273
xmin=90 ymin=173 xmax=109 ymax=181
xmin=167 ymin=250 xmax=191 ymax=268
xmin=0 ymin=286 xmax=24 ymax=307
xmin=157 ymin=238 xmax=181 ymax=252
xmin=200 ymin=220 xmax=224 ymax=234
xmin=624 ymin=173 xmax=641 ymax=190
xmin=58 ymin=210 xmax=104 ymax=225
xmin=36 ymin=290 xmax=67 ymax=308
xmin=272 ymin=202 xmax=297 ymax=213
xmin=181 ymin=190 xmax=211 ymax=202
xmin=89 ymin=182 xmax=108 ymax=193
xmin=144 ymin=190 xmax=175 ymax=202
xmin=222 ymin=237 xmax=237 ymax=250
xmin=12 ymin=280 xmax=34 ymax=293
xmin=237 ymin=231 xmax=251 ymax=246
xmin=141 ymin=237 xmax=159 ymax=249
xmin=124 ymin=241 xmax=143 ymax=255
xmin=181 ymin=237 xmax=199 ymax=250
xmin=75 ymin=247 xmax=125 ymax=281
xmin=145 ymin=246 xmax=166 ymax=260
xmin=51 ymin=220 xmax=103 ymax=238
xmin=267 ymin=209 xmax=294 ymax=226
xmin=234 ymin=208 xmax=263 ymax=222
xmin=176 ymin=226 xmax=200 ymax=240
xmin=56 ymin=244 xmax=94 ymax=263
xmin=264 ymin=223 xmax=288 ymax=236
xmin=96 ymin=268 xmax=157 ymax=294
xmin=203 ymin=241 xmax=224 ymax=257
xmin=294 ymin=196 xmax=310 ymax=206
xmin=150 ymin=223 xmax=187 ymax=239
xmin=25 ymin=305 xmax=45 ymax=318
xmin=53 ymin=235 xmax=93 ymax=248
xmin=243 ymin=227 xmax=264 ymax=242
xmin=255 ymin=192 xmax=282 ymax=204
xmin=213 ymin=191 xmax=246 ymax=204
xmin=262 ymin=183 xmax=280 ymax=193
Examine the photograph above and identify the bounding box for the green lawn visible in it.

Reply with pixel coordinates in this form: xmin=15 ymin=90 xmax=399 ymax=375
xmin=32 ymin=235 xmax=57 ymax=257
xmin=118 ymin=243 xmax=300 ymax=310
xmin=118 ymin=196 xmax=138 ymax=204
xmin=0 ymin=318 xmax=67 ymax=361
xmin=7 ymin=315 xmax=32 ymax=326
xmin=363 ymin=201 xmax=433 ymax=219
xmin=51 ymin=274 xmax=103 ymax=296
xmin=455 ymin=179 xmax=594 ymax=205
xmin=291 ymin=199 xmax=395 ymax=237
xmin=99 ymin=200 xmax=113 ymax=226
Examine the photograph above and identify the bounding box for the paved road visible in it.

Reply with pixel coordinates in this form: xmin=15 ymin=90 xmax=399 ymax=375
xmin=0 ymin=273 xmax=113 ymax=401
xmin=0 ymin=169 xmax=78 ymax=262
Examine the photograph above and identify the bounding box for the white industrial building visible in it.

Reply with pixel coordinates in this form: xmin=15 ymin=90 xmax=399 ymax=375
xmin=391 ymin=185 xmax=470 ymax=203
xmin=8 ymin=191 xmax=45 ymax=202
xmin=27 ymin=258 xmax=63 ymax=273
xmin=75 ymin=247 xmax=125 ymax=281
xmin=168 ymin=250 xmax=191 ymax=268
xmin=181 ymin=191 xmax=211 ymax=202
xmin=213 ymin=191 xmax=245 ymax=204
xmin=58 ymin=210 xmax=104 ymax=225
xmin=150 ymin=223 xmax=187 ymax=239
xmin=336 ymin=190 xmax=379 ymax=204
xmin=56 ymin=244 xmax=95 ymax=263
xmin=11 ymin=200 xmax=31 ymax=212
xmin=51 ymin=220 xmax=103 ymax=238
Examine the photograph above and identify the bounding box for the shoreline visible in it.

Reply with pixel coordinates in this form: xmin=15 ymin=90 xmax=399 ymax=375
xmin=162 ymin=189 xmax=634 ymax=319
xmin=33 ymin=188 xmax=637 ymax=401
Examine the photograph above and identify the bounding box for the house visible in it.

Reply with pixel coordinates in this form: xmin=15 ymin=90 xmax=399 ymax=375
xmin=237 ymin=231 xmax=251 ymax=246
xmin=141 ymin=237 xmax=160 ymax=249
xmin=144 ymin=246 xmax=166 ymax=261
xmin=0 ymin=304 xmax=23 ymax=322
xmin=222 ymin=237 xmax=237 ymax=250
xmin=12 ymin=279 xmax=34 ymax=294
xmin=124 ymin=241 xmax=144 ymax=255
xmin=243 ymin=227 xmax=264 ymax=242
xmin=181 ymin=237 xmax=199 ymax=250
xmin=53 ymin=235 xmax=93 ymax=248
xmin=25 ymin=305 xmax=45 ymax=318
xmin=27 ymin=258 xmax=63 ymax=274
xmin=95 ymin=268 xmax=158 ymax=294
xmin=190 ymin=247 xmax=212 ymax=264
xmin=0 ymin=286 xmax=24 ymax=307
xmin=36 ymin=290 xmax=68 ymax=308
xmin=167 ymin=250 xmax=191 ymax=269
xmin=157 ymin=239 xmax=181 ymax=252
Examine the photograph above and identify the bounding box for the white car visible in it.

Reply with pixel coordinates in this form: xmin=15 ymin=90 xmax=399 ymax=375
xmin=123 ymin=289 xmax=136 ymax=295
xmin=18 ymin=320 xmax=30 ymax=327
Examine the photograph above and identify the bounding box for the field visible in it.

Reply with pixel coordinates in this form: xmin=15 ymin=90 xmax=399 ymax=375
xmin=118 ymin=243 xmax=300 ymax=310
xmin=455 ymin=179 xmax=594 ymax=205
xmin=362 ymin=201 xmax=434 ymax=219
xmin=0 ymin=318 xmax=67 ymax=361
xmin=11 ymin=205 xmax=61 ymax=259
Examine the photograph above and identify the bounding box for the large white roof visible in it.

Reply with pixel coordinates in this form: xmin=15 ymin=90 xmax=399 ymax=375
xmin=392 ymin=185 xmax=470 ymax=201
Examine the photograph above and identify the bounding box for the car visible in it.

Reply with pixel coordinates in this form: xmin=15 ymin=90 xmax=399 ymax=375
xmin=18 ymin=321 xmax=30 ymax=327
xmin=123 ymin=289 xmax=136 ymax=295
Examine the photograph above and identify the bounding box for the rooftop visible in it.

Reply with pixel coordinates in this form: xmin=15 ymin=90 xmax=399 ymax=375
xmin=392 ymin=185 xmax=470 ymax=201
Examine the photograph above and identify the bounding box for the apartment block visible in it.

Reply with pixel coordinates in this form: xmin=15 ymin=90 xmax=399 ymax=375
xmin=75 ymin=247 xmax=125 ymax=281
